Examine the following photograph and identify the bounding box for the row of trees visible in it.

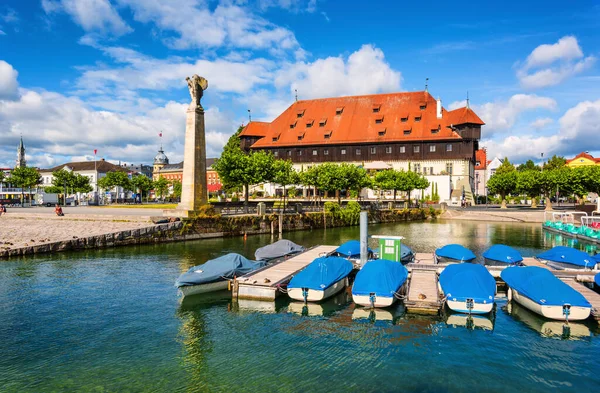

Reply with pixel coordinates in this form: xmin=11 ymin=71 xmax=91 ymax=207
xmin=372 ymin=169 xmax=430 ymax=202
xmin=487 ymin=156 xmax=600 ymax=209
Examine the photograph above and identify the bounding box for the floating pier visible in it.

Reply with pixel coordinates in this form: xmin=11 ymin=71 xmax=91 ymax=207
xmin=404 ymin=269 xmax=442 ymax=315
xmin=235 ymin=245 xmax=337 ymax=300
xmin=560 ymin=278 xmax=600 ymax=322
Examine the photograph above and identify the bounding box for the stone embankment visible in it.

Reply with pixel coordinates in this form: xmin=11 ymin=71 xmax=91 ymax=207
xmin=441 ymin=208 xmax=545 ymax=223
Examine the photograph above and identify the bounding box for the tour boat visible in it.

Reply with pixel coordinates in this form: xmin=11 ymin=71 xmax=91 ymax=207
xmin=438 ymin=263 xmax=496 ymax=314
xmin=287 ymin=256 xmax=353 ymax=302
xmin=483 ymin=244 xmax=523 ymax=266
xmin=351 ymin=259 xmax=408 ymax=308
xmin=435 ymin=244 xmax=476 ymax=263
xmin=536 ymin=246 xmax=598 ymax=270
xmin=501 ymin=266 xmax=591 ymax=321
xmin=507 ymin=301 xmax=590 ymax=339
xmin=175 ymin=253 xmax=265 ymax=297
xmin=254 ymin=239 xmax=305 ymax=262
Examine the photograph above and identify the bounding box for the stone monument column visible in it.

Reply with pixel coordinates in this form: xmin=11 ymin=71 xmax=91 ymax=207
xmin=167 ymin=74 xmax=209 ymax=218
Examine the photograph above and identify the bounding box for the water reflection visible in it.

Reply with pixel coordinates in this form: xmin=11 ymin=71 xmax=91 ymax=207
xmin=286 ymin=290 xmax=352 ymax=317
xmin=444 ymin=312 xmax=495 ymax=331
xmin=505 ymin=301 xmax=592 ymax=341
xmin=542 ymin=230 xmax=599 ymax=254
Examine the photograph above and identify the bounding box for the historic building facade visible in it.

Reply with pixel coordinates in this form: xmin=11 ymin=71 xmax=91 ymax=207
xmin=239 ymin=91 xmax=485 ymax=204
xmin=152 ymin=149 xmax=222 ymax=193
xmin=566 ymin=152 xmax=600 ymax=167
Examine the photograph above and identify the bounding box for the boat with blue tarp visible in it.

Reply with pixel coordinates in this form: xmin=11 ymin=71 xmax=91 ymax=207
xmin=501 ymin=266 xmax=592 ymax=321
xmin=483 ymin=244 xmax=523 ymax=266
xmin=435 ymin=244 xmax=476 ymax=263
xmin=536 ymin=246 xmax=598 ymax=270
xmin=176 ymin=253 xmax=265 ymax=297
xmin=439 ymin=263 xmax=496 ymax=314
xmin=254 ymin=239 xmax=305 ymax=262
xmin=333 ymin=240 xmax=373 ymax=259
xmin=287 ymin=256 xmax=353 ymax=302
xmin=595 ymin=272 xmax=600 ymax=288
xmin=352 ymin=259 xmax=409 ymax=308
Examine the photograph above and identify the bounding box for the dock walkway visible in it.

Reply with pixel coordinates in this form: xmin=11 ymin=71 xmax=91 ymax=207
xmin=235 ymin=245 xmax=337 ymax=300
xmin=404 ymin=269 xmax=442 ymax=315
xmin=560 ymin=278 xmax=600 ymax=322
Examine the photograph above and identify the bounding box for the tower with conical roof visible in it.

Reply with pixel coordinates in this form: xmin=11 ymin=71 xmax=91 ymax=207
xmin=16 ymin=137 xmax=26 ymax=168
xmin=153 ymin=145 xmax=169 ymax=181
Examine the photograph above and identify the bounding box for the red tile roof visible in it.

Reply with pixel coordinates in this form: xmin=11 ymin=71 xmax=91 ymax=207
xmin=475 ymin=149 xmax=487 ymax=170
xmin=240 ymin=91 xmax=484 ymax=148
xmin=566 ymin=152 xmax=600 ymax=164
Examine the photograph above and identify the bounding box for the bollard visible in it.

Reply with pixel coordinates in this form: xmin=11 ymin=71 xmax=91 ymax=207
xmin=360 ymin=211 xmax=368 ymax=266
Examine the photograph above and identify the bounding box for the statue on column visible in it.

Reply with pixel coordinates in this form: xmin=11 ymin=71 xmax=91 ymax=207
xmin=186 ymin=74 xmax=209 ymax=110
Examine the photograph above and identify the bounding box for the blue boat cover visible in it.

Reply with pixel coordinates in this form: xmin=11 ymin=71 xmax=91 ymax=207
xmin=439 ymin=263 xmax=496 ymax=303
xmin=255 ymin=239 xmax=305 ymax=261
xmin=536 ymin=246 xmax=597 ymax=268
xmin=175 ymin=253 xmax=265 ymax=287
xmin=595 ymin=272 xmax=600 ymax=287
xmin=435 ymin=244 xmax=476 ymax=262
xmin=335 ymin=240 xmax=372 ymax=258
xmin=401 ymin=244 xmax=414 ymax=261
xmin=288 ymin=256 xmax=353 ymax=290
xmin=352 ymin=259 xmax=408 ymax=298
xmin=501 ymin=266 xmax=591 ymax=308
xmin=483 ymin=244 xmax=523 ymax=264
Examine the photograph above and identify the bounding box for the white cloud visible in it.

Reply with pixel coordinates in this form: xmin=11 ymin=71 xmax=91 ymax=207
xmin=0 ymin=60 xmax=19 ymax=101
xmin=449 ymin=94 xmax=557 ymax=137
xmin=517 ymin=36 xmax=596 ymax=89
xmin=529 ymin=117 xmax=553 ymax=130
xmin=43 ymin=0 xmax=132 ymax=36
xmin=276 ymin=44 xmax=402 ymax=99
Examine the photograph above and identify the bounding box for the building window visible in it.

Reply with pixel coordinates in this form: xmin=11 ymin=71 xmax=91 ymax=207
xmin=297 ymin=150 xmax=303 ymax=156
xmin=414 ymin=163 xmax=421 ymax=173
xmin=415 ymin=116 xmax=421 ymax=122
xmin=375 ymin=117 xmax=384 ymax=124
xmin=306 ymin=120 xmax=314 ymax=128
xmin=312 ymin=149 xmax=318 ymax=156
xmin=274 ymin=151 xmax=279 ymax=157
xmin=297 ymin=110 xmax=305 ymax=118
xmin=430 ymin=145 xmax=436 ymax=152
xmin=404 ymin=130 xmax=411 ymax=135
xmin=446 ymin=144 xmax=453 ymax=152
xmin=324 ymin=132 xmax=331 ymax=139
xmin=399 ymin=146 xmax=406 ymax=153
xmin=420 ymin=105 xmax=426 ymax=110
xmin=476 ymin=161 xmax=480 ymax=166
xmin=356 ymin=148 xmax=361 ymax=156
xmin=290 ymin=121 xmax=296 ymax=129
xmin=401 ymin=117 xmax=408 ymax=122
xmin=341 ymin=148 xmax=346 ymax=155
xmin=336 ymin=107 xmax=344 ymax=115
xmin=413 ymin=145 xmax=420 ymax=153
xmin=324 ymin=149 xmax=329 ymax=155
xmin=287 ymin=150 xmax=292 ymax=156
xmin=319 ymin=118 xmax=327 ymax=127
xmin=370 ymin=147 xmax=376 ymax=154
xmin=446 ymin=163 xmax=453 ymax=175
xmin=298 ymin=134 xmax=304 ymax=141
xmin=431 ymin=128 xmax=439 ymax=134
xmin=372 ymin=104 xmax=381 ymax=113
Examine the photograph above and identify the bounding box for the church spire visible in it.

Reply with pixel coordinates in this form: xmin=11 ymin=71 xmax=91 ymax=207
xmin=16 ymin=136 xmax=26 ymax=168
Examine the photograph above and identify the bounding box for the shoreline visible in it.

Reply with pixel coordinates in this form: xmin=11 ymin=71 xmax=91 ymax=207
xmin=441 ymin=208 xmax=545 ymax=223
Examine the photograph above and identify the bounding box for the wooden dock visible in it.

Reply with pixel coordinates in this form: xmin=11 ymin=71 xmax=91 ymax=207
xmin=560 ymin=278 xmax=600 ymax=323
xmin=235 ymin=245 xmax=338 ymax=301
xmin=404 ymin=269 xmax=442 ymax=315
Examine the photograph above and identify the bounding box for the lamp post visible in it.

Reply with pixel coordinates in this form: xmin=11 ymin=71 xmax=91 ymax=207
xmin=94 ymin=149 xmax=98 ymax=205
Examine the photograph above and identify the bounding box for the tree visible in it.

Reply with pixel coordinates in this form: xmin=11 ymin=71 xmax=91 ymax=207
xmin=543 ymin=155 xmax=566 ymax=171
xmin=97 ymin=171 xmax=131 ymax=203
xmin=7 ymin=167 xmax=42 ymax=204
xmin=300 ymin=165 xmax=322 ymax=204
xmin=373 ymin=169 xmax=398 ymax=200
xmin=517 ymin=159 xmax=540 ymax=172
xmin=152 ymin=176 xmax=170 ymax=200
xmin=343 ymin=164 xmax=370 ymax=201
xmin=73 ymin=174 xmax=93 ymax=194
xmin=0 ymin=171 xmax=5 ymax=186
xmin=272 ymin=159 xmax=299 ymax=212
xmin=131 ymin=175 xmax=153 ymax=202
xmin=50 ymin=169 xmax=77 ymax=197
xmin=516 ymin=170 xmax=541 ymax=208
xmin=400 ymin=170 xmax=429 ymax=206
xmin=171 ymin=179 xmax=182 ymax=200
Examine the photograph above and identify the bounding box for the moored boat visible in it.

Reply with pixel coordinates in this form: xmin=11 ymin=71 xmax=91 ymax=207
xmin=175 ymin=253 xmax=265 ymax=297
xmin=536 ymin=246 xmax=598 ymax=270
xmin=254 ymin=239 xmax=305 ymax=262
xmin=501 ymin=266 xmax=592 ymax=321
xmin=287 ymin=256 xmax=353 ymax=302
xmin=483 ymin=244 xmax=523 ymax=266
xmin=399 ymin=244 xmax=415 ymax=264
xmin=333 ymin=240 xmax=373 ymax=260
xmin=352 ymin=259 xmax=409 ymax=308
xmin=439 ymin=263 xmax=496 ymax=314
xmin=595 ymin=272 xmax=600 ymax=288
xmin=435 ymin=244 xmax=476 ymax=264
xmin=507 ymin=301 xmax=591 ymax=339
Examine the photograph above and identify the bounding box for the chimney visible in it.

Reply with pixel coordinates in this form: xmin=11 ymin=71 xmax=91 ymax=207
xmin=436 ymin=97 xmax=442 ymax=119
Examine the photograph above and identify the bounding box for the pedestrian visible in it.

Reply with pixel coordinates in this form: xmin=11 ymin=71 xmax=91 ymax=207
xmin=54 ymin=204 xmax=64 ymax=217
xmin=0 ymin=203 xmax=5 ymax=216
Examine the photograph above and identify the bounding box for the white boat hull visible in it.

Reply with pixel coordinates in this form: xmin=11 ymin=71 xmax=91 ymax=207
xmin=288 ymin=277 xmax=347 ymax=302
xmin=510 ymin=288 xmax=591 ymax=321
xmin=352 ymin=294 xmax=396 ymax=308
xmin=179 ymin=280 xmax=229 ymax=297
xmin=446 ymin=299 xmax=494 ymax=314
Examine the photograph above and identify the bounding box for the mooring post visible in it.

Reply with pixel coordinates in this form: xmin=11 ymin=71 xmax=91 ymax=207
xmin=360 ymin=211 xmax=368 ymax=267
xmin=278 ymin=213 xmax=283 ymax=236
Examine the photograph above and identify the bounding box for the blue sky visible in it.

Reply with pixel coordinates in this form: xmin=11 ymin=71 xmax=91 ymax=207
xmin=0 ymin=0 xmax=599 ymax=168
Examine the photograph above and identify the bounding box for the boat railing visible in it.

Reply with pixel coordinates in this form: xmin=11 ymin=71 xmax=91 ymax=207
xmin=544 ymin=211 xmax=575 ymax=224
xmin=581 ymin=216 xmax=600 ymax=227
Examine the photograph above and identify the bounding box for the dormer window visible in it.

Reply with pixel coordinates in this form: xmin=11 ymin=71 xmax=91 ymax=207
xmin=415 ymin=116 xmax=421 ymax=122
xmin=419 ymin=104 xmax=427 ymax=110
xmin=375 ymin=115 xmax=384 ymax=124
xmin=297 ymin=132 xmax=305 ymax=141
xmin=319 ymin=118 xmax=327 ymax=127
xmin=306 ymin=119 xmax=314 ymax=128
xmin=324 ymin=130 xmax=332 ymax=139
xmin=431 ymin=128 xmax=439 ymax=134
xmin=378 ymin=129 xmax=386 ymax=137
xmin=401 ymin=116 xmax=408 ymax=122
xmin=404 ymin=129 xmax=411 ymax=135
xmin=297 ymin=109 xmax=305 ymax=118
xmin=372 ymin=104 xmax=381 ymax=113
xmin=335 ymin=107 xmax=344 ymax=115
xmin=272 ymin=133 xmax=280 ymax=142
xmin=290 ymin=121 xmax=297 ymax=129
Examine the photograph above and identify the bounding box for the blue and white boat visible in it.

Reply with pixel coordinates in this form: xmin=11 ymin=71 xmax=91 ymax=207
xmin=536 ymin=246 xmax=598 ymax=270
xmin=287 ymin=257 xmax=353 ymax=302
xmin=501 ymin=266 xmax=592 ymax=321
xmin=595 ymin=272 xmax=600 ymax=288
xmin=435 ymin=244 xmax=476 ymax=263
xmin=176 ymin=253 xmax=265 ymax=297
xmin=439 ymin=263 xmax=496 ymax=314
xmin=483 ymin=244 xmax=523 ymax=266
xmin=351 ymin=259 xmax=409 ymax=308
xmin=399 ymin=244 xmax=415 ymax=264
xmin=333 ymin=240 xmax=373 ymax=260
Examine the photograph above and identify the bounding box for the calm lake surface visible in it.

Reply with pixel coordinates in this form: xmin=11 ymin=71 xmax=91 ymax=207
xmin=1 ymin=220 xmax=599 ymax=393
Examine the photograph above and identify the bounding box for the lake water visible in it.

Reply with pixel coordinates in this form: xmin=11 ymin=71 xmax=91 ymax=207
xmin=1 ymin=220 xmax=599 ymax=393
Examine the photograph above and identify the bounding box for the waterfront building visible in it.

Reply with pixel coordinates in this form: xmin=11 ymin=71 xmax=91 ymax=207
xmin=566 ymin=152 xmax=600 ymax=167
xmin=474 ymin=149 xmax=488 ymax=200
xmin=152 ymin=148 xmax=222 ymax=193
xmin=487 ymin=157 xmax=502 ymax=177
xmin=239 ymin=90 xmax=484 ymax=204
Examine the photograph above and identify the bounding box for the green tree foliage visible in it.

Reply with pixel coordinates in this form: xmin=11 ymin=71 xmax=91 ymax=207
xmin=516 ymin=170 xmax=541 ymax=208
xmin=171 ymin=179 xmax=182 ymax=200
xmin=300 ymin=165 xmax=321 ymax=203
xmin=372 ymin=169 xmax=428 ymax=204
xmin=487 ymin=158 xmax=517 ymax=208
xmin=0 ymin=171 xmax=5 ymax=185
xmin=152 ymin=176 xmax=170 ymax=200
xmin=131 ymin=175 xmax=153 ymax=201
xmin=517 ymin=159 xmax=540 ymax=172
xmin=7 ymin=166 xmax=42 ymax=203
xmin=272 ymin=159 xmax=299 ymax=211
xmin=97 ymin=171 xmax=132 ymax=202
xmin=543 ymin=155 xmax=566 ymax=171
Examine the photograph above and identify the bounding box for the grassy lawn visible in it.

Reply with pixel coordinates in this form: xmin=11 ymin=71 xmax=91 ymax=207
xmin=98 ymin=204 xmax=177 ymax=209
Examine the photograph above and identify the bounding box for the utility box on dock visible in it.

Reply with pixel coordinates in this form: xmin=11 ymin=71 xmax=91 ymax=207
xmin=372 ymin=235 xmax=404 ymax=262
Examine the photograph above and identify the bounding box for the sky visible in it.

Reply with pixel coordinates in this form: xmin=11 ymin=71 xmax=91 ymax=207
xmin=0 ymin=0 xmax=599 ymax=169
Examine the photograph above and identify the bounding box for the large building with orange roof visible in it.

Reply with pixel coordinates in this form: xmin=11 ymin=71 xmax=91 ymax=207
xmin=239 ymin=90 xmax=484 ymax=204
